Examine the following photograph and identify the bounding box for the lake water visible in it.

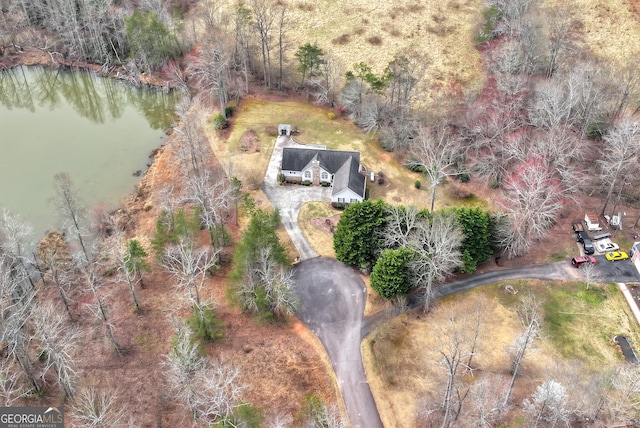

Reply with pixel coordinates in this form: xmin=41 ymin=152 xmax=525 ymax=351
xmin=0 ymin=66 xmax=179 ymax=237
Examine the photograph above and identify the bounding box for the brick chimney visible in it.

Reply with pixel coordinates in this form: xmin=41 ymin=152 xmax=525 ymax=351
xmin=312 ymin=159 xmax=320 ymax=186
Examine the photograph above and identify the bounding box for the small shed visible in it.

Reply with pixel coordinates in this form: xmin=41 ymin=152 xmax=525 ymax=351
xmin=278 ymin=124 xmax=291 ymax=136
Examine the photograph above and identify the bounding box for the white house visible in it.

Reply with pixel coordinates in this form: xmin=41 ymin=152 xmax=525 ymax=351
xmin=280 ymin=147 xmax=367 ymax=205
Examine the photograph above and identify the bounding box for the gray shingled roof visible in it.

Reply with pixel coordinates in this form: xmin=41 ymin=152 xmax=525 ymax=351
xmin=331 ymin=157 xmax=366 ymax=198
xmin=281 ymin=148 xmax=365 ymax=198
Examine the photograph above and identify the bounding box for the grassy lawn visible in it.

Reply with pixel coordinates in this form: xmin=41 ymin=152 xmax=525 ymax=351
xmin=209 ymin=97 xmax=477 ymax=212
xmin=297 ymin=201 xmax=339 ymax=258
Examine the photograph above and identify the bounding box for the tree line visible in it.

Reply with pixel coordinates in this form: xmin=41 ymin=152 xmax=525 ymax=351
xmin=332 ymin=200 xmax=494 ymax=309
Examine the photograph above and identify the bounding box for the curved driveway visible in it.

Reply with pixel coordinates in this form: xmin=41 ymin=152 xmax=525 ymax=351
xmin=293 ymin=258 xmax=383 ymax=428
xmin=262 ymin=136 xmax=330 ymax=260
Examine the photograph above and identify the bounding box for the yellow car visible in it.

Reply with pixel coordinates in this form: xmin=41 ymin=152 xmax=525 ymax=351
xmin=605 ymin=251 xmax=629 ymax=261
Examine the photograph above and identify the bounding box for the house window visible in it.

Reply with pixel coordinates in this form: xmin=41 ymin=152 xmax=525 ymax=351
xmin=321 ymin=171 xmax=328 ymax=181
xmin=304 ymin=171 xmax=311 ymax=179
xmin=338 ymin=198 xmax=345 ymax=203
xmin=350 ymin=199 xmax=358 ymax=203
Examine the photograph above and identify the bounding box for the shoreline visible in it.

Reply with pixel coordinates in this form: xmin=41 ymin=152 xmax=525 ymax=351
xmin=0 ymin=47 xmax=178 ymax=89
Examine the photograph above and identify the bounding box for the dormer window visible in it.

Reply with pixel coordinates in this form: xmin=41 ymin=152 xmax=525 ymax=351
xmin=304 ymin=170 xmax=311 ymax=179
xmin=321 ymin=171 xmax=328 ymax=180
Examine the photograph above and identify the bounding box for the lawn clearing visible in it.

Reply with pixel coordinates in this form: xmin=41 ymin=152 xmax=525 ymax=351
xmin=208 ymin=97 xmax=461 ymax=213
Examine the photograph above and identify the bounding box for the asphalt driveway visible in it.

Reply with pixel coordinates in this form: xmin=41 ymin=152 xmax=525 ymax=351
xmin=293 ymin=258 xmax=383 ymax=428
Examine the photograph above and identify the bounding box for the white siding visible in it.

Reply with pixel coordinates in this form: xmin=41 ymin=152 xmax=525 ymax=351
xmin=283 ymin=171 xmax=302 ymax=179
xmin=331 ymin=188 xmax=363 ymax=203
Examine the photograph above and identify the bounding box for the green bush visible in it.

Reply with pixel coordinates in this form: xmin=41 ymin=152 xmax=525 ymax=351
xmin=456 ymin=172 xmax=470 ymax=183
xmin=186 ymin=304 xmax=224 ymax=342
xmin=214 ymin=404 xmax=264 ymax=428
xmin=333 ymin=199 xmax=389 ymax=270
xmin=213 ymin=113 xmax=228 ymax=130
xmin=370 ymin=248 xmax=414 ymax=299
xmin=406 ymin=156 xmax=427 ymax=173
xmin=224 ymin=106 xmax=234 ymax=118
xmin=475 ymin=6 xmax=501 ymax=45
xmin=151 ymin=208 xmax=201 ymax=261
xmin=586 ymin=119 xmax=607 ymax=140
xmin=414 ymin=180 xmax=421 ymax=189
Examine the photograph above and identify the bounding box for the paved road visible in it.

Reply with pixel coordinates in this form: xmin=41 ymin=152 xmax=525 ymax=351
xmin=362 ymin=258 xmax=640 ymax=337
xmin=262 ymin=136 xmax=330 ymax=260
xmin=293 ymin=256 xmax=640 ymax=426
xmin=293 ymin=258 xmax=383 ymax=428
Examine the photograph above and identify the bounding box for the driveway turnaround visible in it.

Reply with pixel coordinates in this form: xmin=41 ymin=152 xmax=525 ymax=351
xmin=293 ymin=258 xmax=383 ymax=428
xmin=262 ymin=135 xmax=330 ymax=260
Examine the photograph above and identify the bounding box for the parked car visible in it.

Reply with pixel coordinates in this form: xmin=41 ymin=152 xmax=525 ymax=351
xmin=571 ymin=255 xmax=597 ymax=268
xmin=576 ymin=231 xmax=595 ymax=255
xmin=596 ymin=240 xmax=619 ymax=253
xmin=605 ymin=251 xmax=629 ymax=261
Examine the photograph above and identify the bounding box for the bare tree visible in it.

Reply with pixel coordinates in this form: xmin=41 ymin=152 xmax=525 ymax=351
xmin=381 ymin=208 xmax=463 ymax=311
xmin=309 ymin=54 xmax=344 ymax=106
xmin=407 ymin=212 xmax=464 ymax=311
xmin=83 ymin=268 xmax=122 ymax=356
xmin=165 ymin=327 xmax=245 ymax=424
xmin=498 ymin=160 xmax=566 ymax=258
xmin=597 ymin=117 xmax=640 ymax=217
xmin=275 ymin=1 xmax=288 ymax=90
xmin=503 ymin=292 xmax=542 ymax=406
xmin=381 ymin=205 xmax=421 ymax=249
xmin=465 ymin=76 xmax=530 ymax=185
xmin=490 ymin=0 xmax=539 ymax=37
xmin=106 ymin=216 xmax=143 ymax=312
xmin=301 ymin=402 xmax=347 ymax=428
xmin=528 ymin=78 xmax=573 ymax=130
xmin=38 ymin=231 xmax=74 ymax=320
xmin=542 ymin=2 xmax=578 ymax=78
xmin=580 ymin=262 xmax=599 ymax=289
xmin=0 ymin=254 xmax=40 ymax=392
xmin=464 ymin=375 xmax=509 ymax=427
xmin=420 ymin=304 xmax=488 ymax=428
xmin=232 ymin=1 xmax=254 ymax=97
xmin=187 ymin=7 xmax=233 ymax=120
xmin=250 ymin=0 xmax=276 ymax=88
xmin=607 ymin=58 xmax=640 ymax=121
xmin=173 ymin=103 xmax=233 ymax=246
xmin=409 ymin=124 xmax=464 ymax=212
xmin=72 ymin=386 xmax=127 ymax=428
xmin=53 ymin=173 xmax=92 ymax=265
xmin=162 ymin=237 xmax=220 ymax=307
xmin=0 ymin=358 xmax=22 ymax=406
xmin=238 ymin=247 xmax=297 ymax=318
xmin=565 ymin=61 xmax=610 ymax=138
xmin=597 ymin=365 xmax=640 ymax=425
xmin=31 ymin=302 xmax=79 ymax=397
xmin=523 ymin=380 xmax=570 ymax=427
xmin=0 ymin=209 xmax=39 ymax=289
